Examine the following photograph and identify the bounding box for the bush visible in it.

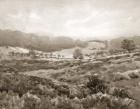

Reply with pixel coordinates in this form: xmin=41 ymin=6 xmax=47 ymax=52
xmin=56 ymin=85 xmax=70 ymax=96
xmin=39 ymin=97 xmax=54 ymax=109
xmin=22 ymin=94 xmax=40 ymax=109
xmin=111 ymin=87 xmax=132 ymax=99
xmin=86 ymin=75 xmax=108 ymax=94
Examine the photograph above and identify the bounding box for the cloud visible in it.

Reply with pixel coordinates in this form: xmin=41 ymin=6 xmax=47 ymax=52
xmin=0 ymin=0 xmax=140 ymax=39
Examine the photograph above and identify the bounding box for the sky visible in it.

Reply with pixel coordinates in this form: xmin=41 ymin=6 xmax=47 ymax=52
xmin=0 ymin=0 xmax=140 ymax=40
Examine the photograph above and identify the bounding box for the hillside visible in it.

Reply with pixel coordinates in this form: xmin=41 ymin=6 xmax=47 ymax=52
xmin=0 ymin=29 xmax=87 ymax=52
xmin=109 ymin=36 xmax=140 ymax=49
xmin=0 ymin=52 xmax=140 ymax=109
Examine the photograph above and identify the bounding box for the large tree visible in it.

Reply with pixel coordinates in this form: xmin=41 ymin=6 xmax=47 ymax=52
xmin=73 ymin=48 xmax=83 ymax=59
xmin=121 ymin=39 xmax=135 ymax=53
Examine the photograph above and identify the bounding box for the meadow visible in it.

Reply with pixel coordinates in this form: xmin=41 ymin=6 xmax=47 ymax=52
xmin=0 ymin=52 xmax=140 ymax=109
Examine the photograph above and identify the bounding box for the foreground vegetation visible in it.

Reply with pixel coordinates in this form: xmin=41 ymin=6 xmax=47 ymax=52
xmin=0 ymin=51 xmax=140 ymax=109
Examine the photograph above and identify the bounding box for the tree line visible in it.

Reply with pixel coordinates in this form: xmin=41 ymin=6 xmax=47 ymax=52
xmin=0 ymin=29 xmax=87 ymax=52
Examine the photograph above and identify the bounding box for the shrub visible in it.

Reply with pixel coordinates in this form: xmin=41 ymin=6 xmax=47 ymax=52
xmin=128 ymin=72 xmax=139 ymax=79
xmin=39 ymin=97 xmax=54 ymax=109
xmin=22 ymin=94 xmax=40 ymax=109
xmin=111 ymin=87 xmax=132 ymax=99
xmin=55 ymin=96 xmax=73 ymax=109
xmin=56 ymin=85 xmax=70 ymax=96
xmin=86 ymin=75 xmax=108 ymax=94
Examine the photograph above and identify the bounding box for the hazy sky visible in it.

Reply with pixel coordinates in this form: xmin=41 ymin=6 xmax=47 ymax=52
xmin=0 ymin=0 xmax=140 ymax=40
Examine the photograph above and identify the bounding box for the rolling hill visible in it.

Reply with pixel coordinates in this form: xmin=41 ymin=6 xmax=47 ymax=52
xmin=0 ymin=29 xmax=87 ymax=52
xmin=109 ymin=36 xmax=140 ymax=49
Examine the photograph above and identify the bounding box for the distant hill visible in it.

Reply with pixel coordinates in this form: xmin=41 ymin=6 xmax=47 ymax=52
xmin=0 ymin=29 xmax=87 ymax=52
xmin=109 ymin=36 xmax=140 ymax=49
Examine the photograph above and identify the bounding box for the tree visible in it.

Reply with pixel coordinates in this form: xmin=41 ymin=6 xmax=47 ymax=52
xmin=121 ymin=39 xmax=135 ymax=53
xmin=73 ymin=48 xmax=83 ymax=59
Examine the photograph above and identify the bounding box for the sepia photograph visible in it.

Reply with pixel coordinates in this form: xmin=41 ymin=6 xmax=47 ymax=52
xmin=0 ymin=0 xmax=140 ymax=109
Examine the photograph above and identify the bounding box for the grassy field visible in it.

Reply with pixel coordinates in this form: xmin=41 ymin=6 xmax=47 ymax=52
xmin=0 ymin=53 xmax=140 ymax=109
